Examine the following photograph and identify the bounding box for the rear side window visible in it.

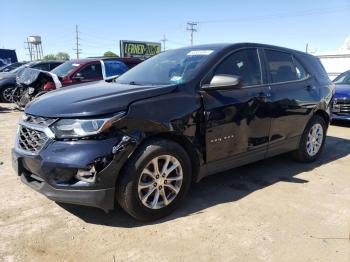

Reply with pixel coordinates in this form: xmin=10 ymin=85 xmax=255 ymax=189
xmin=104 ymin=60 xmax=128 ymax=78
xmin=49 ymin=62 xmax=62 ymax=70
xmin=77 ymin=63 xmax=102 ymax=79
xmin=265 ymin=50 xmax=307 ymax=83
xmin=32 ymin=63 xmax=50 ymax=71
xmin=214 ymin=48 xmax=262 ymax=87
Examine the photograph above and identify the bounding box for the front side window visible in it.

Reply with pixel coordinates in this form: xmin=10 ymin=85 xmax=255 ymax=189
xmin=77 ymin=63 xmax=102 ymax=79
xmin=213 ymin=48 xmax=262 ymax=87
xmin=265 ymin=50 xmax=307 ymax=83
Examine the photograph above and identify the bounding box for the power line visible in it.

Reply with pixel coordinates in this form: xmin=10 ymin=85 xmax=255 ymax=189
xmin=167 ymin=39 xmax=187 ymax=46
xmin=186 ymin=22 xmax=198 ymax=46
xmin=161 ymin=34 xmax=168 ymax=51
xmin=197 ymin=5 xmax=350 ymax=24
xmin=73 ymin=25 xmax=82 ymax=59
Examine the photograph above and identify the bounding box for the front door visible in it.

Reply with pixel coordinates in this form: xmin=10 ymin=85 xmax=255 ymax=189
xmin=201 ymin=48 xmax=271 ymax=163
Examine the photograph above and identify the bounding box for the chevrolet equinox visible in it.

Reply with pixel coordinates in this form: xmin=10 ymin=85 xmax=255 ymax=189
xmin=12 ymin=43 xmax=334 ymax=221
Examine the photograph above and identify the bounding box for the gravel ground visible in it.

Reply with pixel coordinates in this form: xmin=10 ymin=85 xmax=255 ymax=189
xmin=0 ymin=103 xmax=349 ymax=262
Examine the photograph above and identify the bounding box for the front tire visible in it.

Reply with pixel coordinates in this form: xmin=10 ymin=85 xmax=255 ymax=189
xmin=0 ymin=86 xmax=14 ymax=103
xmin=292 ymin=115 xmax=327 ymax=162
xmin=116 ymin=139 xmax=192 ymax=221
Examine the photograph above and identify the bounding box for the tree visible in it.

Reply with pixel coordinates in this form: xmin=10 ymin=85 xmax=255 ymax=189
xmin=56 ymin=52 xmax=70 ymax=60
xmin=42 ymin=54 xmax=57 ymax=60
xmin=103 ymin=51 xmax=118 ymax=57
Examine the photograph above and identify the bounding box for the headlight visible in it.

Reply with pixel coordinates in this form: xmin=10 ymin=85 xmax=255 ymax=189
xmin=50 ymin=112 xmax=125 ymax=139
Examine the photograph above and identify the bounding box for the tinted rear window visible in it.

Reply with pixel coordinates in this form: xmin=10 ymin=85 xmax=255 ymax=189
xmin=297 ymin=54 xmax=330 ymax=84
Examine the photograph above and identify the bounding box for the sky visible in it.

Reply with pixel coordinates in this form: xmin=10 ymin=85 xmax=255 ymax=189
xmin=1 ymin=0 xmax=350 ymax=61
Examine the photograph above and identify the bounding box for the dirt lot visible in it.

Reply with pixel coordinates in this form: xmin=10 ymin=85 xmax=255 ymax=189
xmin=0 ymin=103 xmax=349 ymax=262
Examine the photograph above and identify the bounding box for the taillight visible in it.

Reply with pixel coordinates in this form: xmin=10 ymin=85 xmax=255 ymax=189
xmin=43 ymin=82 xmax=55 ymax=91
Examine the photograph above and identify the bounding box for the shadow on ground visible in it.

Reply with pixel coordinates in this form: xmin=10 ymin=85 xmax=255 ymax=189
xmin=59 ymin=134 xmax=350 ymax=228
xmin=0 ymin=103 xmax=20 ymax=113
xmin=331 ymin=119 xmax=350 ymax=128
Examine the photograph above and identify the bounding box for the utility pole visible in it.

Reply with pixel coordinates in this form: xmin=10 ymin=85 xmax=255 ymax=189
xmin=186 ymin=22 xmax=198 ymax=46
xmin=73 ymin=25 xmax=82 ymax=59
xmin=161 ymin=34 xmax=168 ymax=51
xmin=305 ymin=43 xmax=309 ymax=53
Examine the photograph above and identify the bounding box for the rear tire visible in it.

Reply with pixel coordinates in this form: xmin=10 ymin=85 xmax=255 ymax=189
xmin=292 ymin=115 xmax=327 ymax=163
xmin=116 ymin=139 xmax=192 ymax=221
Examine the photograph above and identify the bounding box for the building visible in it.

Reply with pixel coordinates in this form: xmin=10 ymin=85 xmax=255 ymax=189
xmin=314 ymin=35 xmax=350 ymax=80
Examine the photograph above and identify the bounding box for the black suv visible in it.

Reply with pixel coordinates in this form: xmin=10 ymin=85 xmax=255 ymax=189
xmin=12 ymin=43 xmax=334 ymax=221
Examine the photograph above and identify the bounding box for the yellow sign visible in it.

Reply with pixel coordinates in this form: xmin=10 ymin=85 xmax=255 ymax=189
xmin=120 ymin=41 xmax=161 ymax=59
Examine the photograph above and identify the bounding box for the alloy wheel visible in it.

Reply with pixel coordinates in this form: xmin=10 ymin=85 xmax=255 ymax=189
xmin=306 ymin=123 xmax=323 ymax=156
xmin=138 ymin=155 xmax=183 ymax=209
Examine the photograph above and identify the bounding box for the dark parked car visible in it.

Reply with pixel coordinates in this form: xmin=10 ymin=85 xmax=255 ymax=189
xmin=12 ymin=43 xmax=334 ymax=221
xmin=0 ymin=62 xmax=26 ymax=73
xmin=0 ymin=60 xmax=63 ymax=102
xmin=332 ymin=70 xmax=350 ymax=121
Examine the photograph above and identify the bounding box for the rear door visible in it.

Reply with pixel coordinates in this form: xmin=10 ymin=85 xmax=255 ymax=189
xmin=263 ymin=49 xmax=319 ymax=157
xmin=202 ymin=48 xmax=271 ymax=163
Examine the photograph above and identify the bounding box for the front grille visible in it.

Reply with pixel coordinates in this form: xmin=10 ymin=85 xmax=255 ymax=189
xmin=334 ymin=98 xmax=350 ymax=115
xmin=26 ymin=115 xmax=56 ymax=126
xmin=18 ymin=127 xmax=48 ymax=153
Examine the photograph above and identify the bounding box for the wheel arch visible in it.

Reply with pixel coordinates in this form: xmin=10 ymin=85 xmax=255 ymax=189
xmin=121 ymin=131 xmax=202 ymax=184
xmin=314 ymin=109 xmax=330 ymax=126
xmin=142 ymin=132 xmax=201 ymax=183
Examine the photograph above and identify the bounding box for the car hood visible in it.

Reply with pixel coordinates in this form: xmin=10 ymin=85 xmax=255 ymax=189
xmin=335 ymin=84 xmax=350 ymax=98
xmin=0 ymin=72 xmax=15 ymax=80
xmin=25 ymin=81 xmax=177 ymax=118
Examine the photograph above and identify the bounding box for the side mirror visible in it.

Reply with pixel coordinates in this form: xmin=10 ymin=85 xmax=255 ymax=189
xmin=72 ymin=73 xmax=84 ymax=81
xmin=202 ymin=74 xmax=242 ymax=90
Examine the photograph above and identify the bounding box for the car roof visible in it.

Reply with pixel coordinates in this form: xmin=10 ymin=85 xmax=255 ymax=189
xmin=68 ymin=57 xmax=142 ymax=64
xmin=29 ymin=60 xmax=65 ymax=65
xmin=176 ymin=42 xmax=310 ymax=56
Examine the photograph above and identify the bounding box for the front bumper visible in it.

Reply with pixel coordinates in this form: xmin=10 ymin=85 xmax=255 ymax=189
xmin=12 ymin=135 xmax=136 ymax=211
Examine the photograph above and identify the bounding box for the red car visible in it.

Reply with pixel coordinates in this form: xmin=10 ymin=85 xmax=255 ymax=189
xmin=48 ymin=57 xmax=141 ymax=89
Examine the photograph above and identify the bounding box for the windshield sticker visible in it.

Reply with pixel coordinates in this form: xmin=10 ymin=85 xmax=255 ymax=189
xmin=72 ymin=64 xmax=80 ymax=67
xmin=187 ymin=50 xmax=214 ymax=56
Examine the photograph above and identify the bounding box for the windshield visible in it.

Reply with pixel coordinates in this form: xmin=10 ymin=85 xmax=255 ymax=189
xmin=51 ymin=61 xmax=80 ymax=78
xmin=116 ymin=48 xmax=216 ymax=85
xmin=333 ymin=71 xmax=350 ymax=85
